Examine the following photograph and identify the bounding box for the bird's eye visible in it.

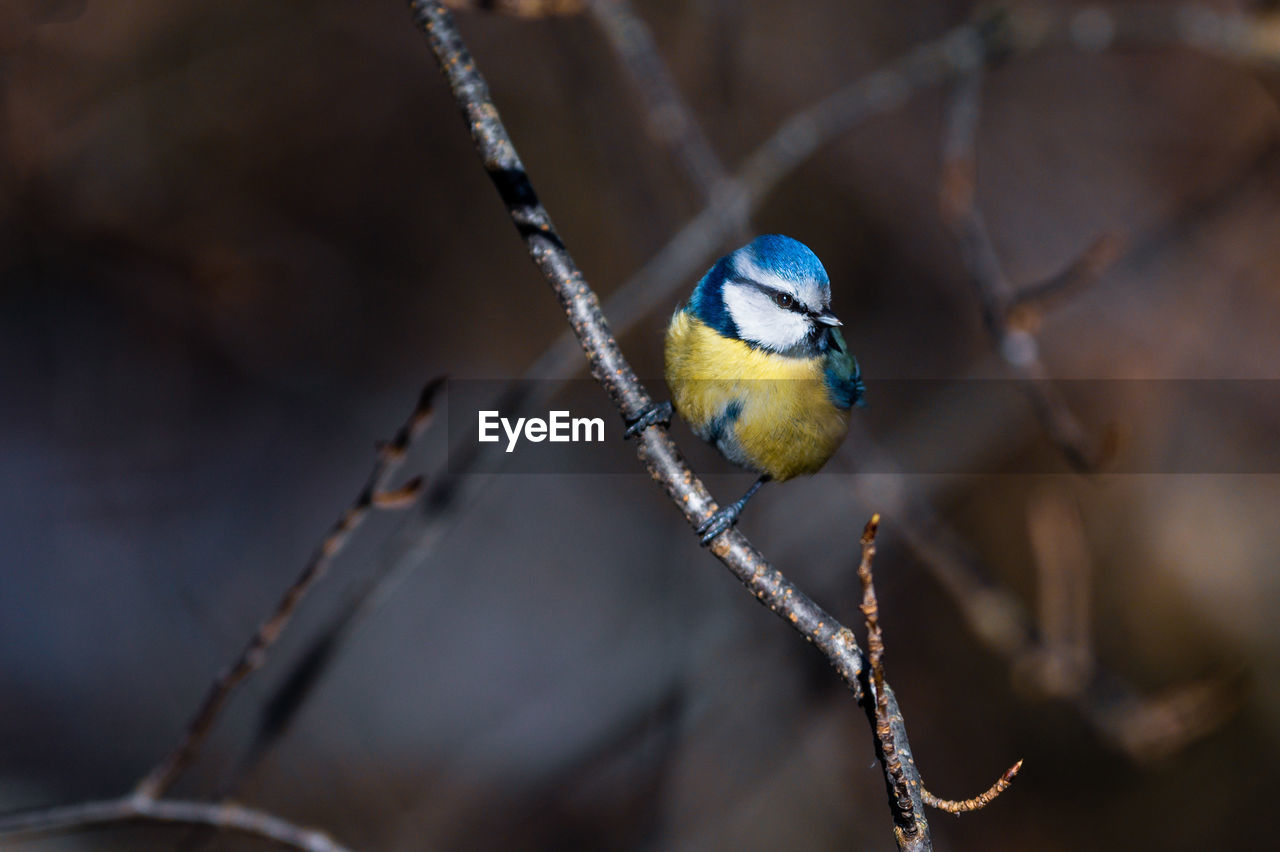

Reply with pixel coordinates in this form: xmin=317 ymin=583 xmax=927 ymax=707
xmin=772 ymin=292 xmax=794 ymax=309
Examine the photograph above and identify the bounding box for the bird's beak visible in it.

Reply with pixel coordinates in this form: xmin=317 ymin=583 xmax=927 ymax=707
xmin=815 ymin=311 xmax=842 ymax=326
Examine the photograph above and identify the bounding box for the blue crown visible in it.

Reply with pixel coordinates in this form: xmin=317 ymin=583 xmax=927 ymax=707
xmin=743 ymin=234 xmax=829 ymax=285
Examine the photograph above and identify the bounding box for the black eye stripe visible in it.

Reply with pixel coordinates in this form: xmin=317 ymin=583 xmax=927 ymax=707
xmin=733 ymin=278 xmax=811 ymax=314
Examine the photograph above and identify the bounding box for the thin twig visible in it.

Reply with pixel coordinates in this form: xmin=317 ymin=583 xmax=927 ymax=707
xmin=588 ymin=0 xmax=747 ymax=241
xmin=410 ymin=3 xmax=938 ymax=846
xmin=922 ymin=760 xmax=1024 ymax=814
xmin=0 ymin=795 xmax=350 ymax=852
xmin=1006 ymin=232 xmax=1126 ymax=326
xmin=133 ymin=377 xmax=445 ymax=799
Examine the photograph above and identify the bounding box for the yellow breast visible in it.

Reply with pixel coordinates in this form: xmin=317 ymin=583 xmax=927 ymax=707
xmin=664 ymin=311 xmax=850 ymax=481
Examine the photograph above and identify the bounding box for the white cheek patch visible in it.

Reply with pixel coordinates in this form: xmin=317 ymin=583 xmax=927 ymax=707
xmin=723 ymin=284 xmax=811 ymax=351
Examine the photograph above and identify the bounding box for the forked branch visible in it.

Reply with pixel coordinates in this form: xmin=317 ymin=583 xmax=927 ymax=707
xmin=857 ymin=516 xmax=1022 ymax=827
xmin=133 ymin=377 xmax=445 ymax=799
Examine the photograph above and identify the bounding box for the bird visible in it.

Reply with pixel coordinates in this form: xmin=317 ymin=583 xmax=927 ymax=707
xmin=625 ymin=234 xmax=864 ymax=545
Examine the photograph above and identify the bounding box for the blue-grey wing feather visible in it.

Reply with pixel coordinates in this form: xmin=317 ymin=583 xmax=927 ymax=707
xmin=823 ymin=328 xmax=865 ymax=410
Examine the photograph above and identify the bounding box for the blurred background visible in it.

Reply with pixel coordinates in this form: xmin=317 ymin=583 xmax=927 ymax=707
xmin=3 ymin=0 xmax=1280 ymax=849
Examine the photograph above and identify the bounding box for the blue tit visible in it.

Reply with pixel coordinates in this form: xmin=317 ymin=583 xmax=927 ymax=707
xmin=626 ymin=234 xmax=865 ymax=545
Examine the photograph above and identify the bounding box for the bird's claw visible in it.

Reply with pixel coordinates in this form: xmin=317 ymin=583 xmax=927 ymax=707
xmin=624 ymin=400 xmax=672 ymax=439
xmin=696 ymin=506 xmax=739 ymax=546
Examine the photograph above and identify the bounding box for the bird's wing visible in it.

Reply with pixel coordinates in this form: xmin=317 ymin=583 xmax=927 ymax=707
xmin=823 ymin=328 xmax=866 ymax=410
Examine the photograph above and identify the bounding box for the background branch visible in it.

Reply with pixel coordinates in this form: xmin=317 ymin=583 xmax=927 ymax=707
xmin=1 ymin=382 xmax=444 ymax=847
xmin=837 ymin=430 xmax=1243 ymax=764
xmin=940 ymin=63 xmax=1106 ymax=471
xmin=134 ymin=377 xmax=444 ymax=799
xmin=587 ymin=0 xmax=747 ymax=242
xmin=0 ymin=796 xmax=349 ymax=852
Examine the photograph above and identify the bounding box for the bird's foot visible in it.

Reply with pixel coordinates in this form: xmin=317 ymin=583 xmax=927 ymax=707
xmin=623 ymin=400 xmax=672 ymax=439
xmin=695 ymin=475 xmax=769 ymax=546
xmin=696 ymin=504 xmax=741 ymax=546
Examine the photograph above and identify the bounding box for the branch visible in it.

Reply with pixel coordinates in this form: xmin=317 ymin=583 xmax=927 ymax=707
xmin=588 ymin=0 xmax=747 ymax=240
xmin=939 ymin=64 xmax=1109 ymax=472
xmin=0 ymin=796 xmax=349 ymax=852
xmin=856 ymin=516 xmax=924 ymax=843
xmin=1024 ymin=486 xmax=1094 ymax=696
xmin=409 ymin=2 xmax=937 ymax=846
xmin=933 ymin=6 xmax=1277 ymax=473
xmin=1006 ymin=232 xmax=1126 ymax=325
xmin=133 ymin=377 xmax=445 ymax=799
xmin=856 ymin=517 xmax=1022 ymax=829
